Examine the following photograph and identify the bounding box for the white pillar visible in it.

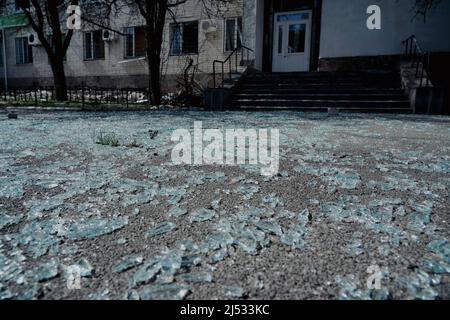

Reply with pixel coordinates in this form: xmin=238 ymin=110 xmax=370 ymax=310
xmin=242 ymin=0 xmax=264 ymax=70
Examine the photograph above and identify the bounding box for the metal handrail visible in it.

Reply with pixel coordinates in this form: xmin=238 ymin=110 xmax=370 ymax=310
xmin=213 ymin=45 xmax=254 ymax=88
xmin=402 ymin=35 xmax=431 ymax=87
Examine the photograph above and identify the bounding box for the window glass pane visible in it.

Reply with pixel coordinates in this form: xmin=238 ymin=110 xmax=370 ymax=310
xmin=182 ymin=21 xmax=198 ymax=54
xmin=15 ymin=37 xmax=30 ymax=64
xmin=225 ymin=19 xmax=236 ymax=52
xmin=27 ymin=42 xmax=32 ymax=63
xmin=170 ymin=24 xmax=182 ymax=55
xmin=0 ymin=33 xmax=3 ymax=67
xmin=15 ymin=38 xmax=21 ymax=64
xmin=84 ymin=32 xmax=92 ymax=59
xmin=288 ymin=23 xmax=305 ymax=53
xmin=124 ymin=27 xmax=134 ymax=58
xmin=277 ymin=13 xmax=309 ymax=22
xmin=134 ymin=27 xmax=146 ymax=57
xmin=93 ymin=30 xmax=105 ymax=59
xmin=277 ymin=25 xmax=283 ymax=54
xmin=237 ymin=17 xmax=242 ymax=48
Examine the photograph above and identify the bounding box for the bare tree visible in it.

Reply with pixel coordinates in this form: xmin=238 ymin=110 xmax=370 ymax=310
xmin=16 ymin=0 xmax=116 ymax=101
xmin=413 ymin=0 xmax=442 ymax=20
xmin=124 ymin=0 xmax=231 ymax=105
xmin=15 ymin=0 xmax=79 ymax=100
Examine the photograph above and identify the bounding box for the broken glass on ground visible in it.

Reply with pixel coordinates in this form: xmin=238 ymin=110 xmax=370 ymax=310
xmin=146 ymin=222 xmax=177 ymax=239
xmin=179 ymin=272 xmax=213 ymax=284
xmin=138 ymin=283 xmax=190 ymax=300
xmin=113 ymin=255 xmax=144 ymax=273
xmin=190 ymin=209 xmax=216 ymax=223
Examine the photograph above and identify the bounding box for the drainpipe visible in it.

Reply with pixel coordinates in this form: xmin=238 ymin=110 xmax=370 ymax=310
xmin=2 ymin=29 xmax=7 ymax=91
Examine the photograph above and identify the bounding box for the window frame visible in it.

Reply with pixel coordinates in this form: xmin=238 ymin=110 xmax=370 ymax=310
xmin=223 ymin=16 xmax=242 ymax=53
xmin=123 ymin=26 xmax=146 ymax=59
xmin=15 ymin=36 xmax=33 ymax=65
xmin=169 ymin=20 xmax=199 ymax=56
xmin=83 ymin=30 xmax=105 ymax=61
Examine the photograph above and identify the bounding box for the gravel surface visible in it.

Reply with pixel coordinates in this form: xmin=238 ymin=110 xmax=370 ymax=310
xmin=0 ymin=110 xmax=449 ymax=300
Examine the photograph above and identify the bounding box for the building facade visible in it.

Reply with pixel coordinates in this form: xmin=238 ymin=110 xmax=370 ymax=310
xmin=0 ymin=0 xmax=449 ymax=90
xmin=243 ymin=0 xmax=450 ymax=73
xmin=0 ymin=0 xmax=243 ymax=89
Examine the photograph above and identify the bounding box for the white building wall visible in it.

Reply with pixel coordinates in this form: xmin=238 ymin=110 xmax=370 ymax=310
xmin=1 ymin=0 xmax=243 ymax=87
xmin=320 ymin=0 xmax=450 ymax=58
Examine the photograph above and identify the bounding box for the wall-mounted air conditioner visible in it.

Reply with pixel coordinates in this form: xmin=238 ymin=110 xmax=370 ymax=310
xmin=28 ymin=33 xmax=41 ymax=46
xmin=201 ymin=20 xmax=217 ymax=33
xmin=102 ymin=29 xmax=116 ymax=41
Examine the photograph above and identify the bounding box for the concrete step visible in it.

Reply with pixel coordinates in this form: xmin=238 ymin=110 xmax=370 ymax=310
xmin=228 ymin=99 xmax=411 ymax=108
xmin=226 ymin=71 xmax=410 ymax=113
xmin=231 ymin=93 xmax=408 ymax=101
xmin=230 ymin=106 xmax=413 ymax=114
xmin=235 ymin=88 xmax=406 ymax=94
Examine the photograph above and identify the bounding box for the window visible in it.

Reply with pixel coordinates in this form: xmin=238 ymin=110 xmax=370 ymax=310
xmin=224 ymin=17 xmax=242 ymax=52
xmin=84 ymin=30 xmax=105 ymax=60
xmin=170 ymin=21 xmax=198 ymax=55
xmin=15 ymin=37 xmax=32 ymax=64
xmin=124 ymin=26 xmax=146 ymax=59
xmin=0 ymin=32 xmax=3 ymax=67
xmin=0 ymin=0 xmax=6 ymax=15
xmin=15 ymin=0 xmax=30 ymax=12
xmin=288 ymin=24 xmax=306 ymax=53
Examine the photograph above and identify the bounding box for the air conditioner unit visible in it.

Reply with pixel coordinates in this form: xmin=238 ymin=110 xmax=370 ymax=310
xmin=201 ymin=20 xmax=217 ymax=33
xmin=102 ymin=29 xmax=116 ymax=41
xmin=28 ymin=33 xmax=41 ymax=46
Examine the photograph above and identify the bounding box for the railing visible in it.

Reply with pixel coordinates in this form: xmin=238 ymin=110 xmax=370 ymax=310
xmin=0 ymin=85 xmax=151 ymax=108
xmin=213 ymin=45 xmax=254 ymax=88
xmin=402 ymin=35 xmax=431 ymax=87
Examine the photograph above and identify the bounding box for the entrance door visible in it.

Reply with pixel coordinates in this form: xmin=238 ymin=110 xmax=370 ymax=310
xmin=272 ymin=10 xmax=312 ymax=72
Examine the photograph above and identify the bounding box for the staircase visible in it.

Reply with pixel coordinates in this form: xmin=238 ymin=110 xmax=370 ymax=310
xmin=226 ymin=71 xmax=412 ymax=113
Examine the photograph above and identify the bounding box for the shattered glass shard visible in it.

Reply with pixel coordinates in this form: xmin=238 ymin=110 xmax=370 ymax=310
xmin=132 ymin=258 xmax=161 ymax=287
xmin=254 ymin=219 xmax=283 ymax=236
xmin=345 ymin=239 xmax=364 ymax=257
xmin=222 ymin=285 xmax=245 ymax=298
xmin=112 ymin=254 xmax=144 ymax=273
xmin=406 ymin=212 xmax=431 ymax=232
xmin=65 ymin=217 xmax=129 ymax=241
xmin=190 ymin=209 xmax=216 ymax=223
xmin=146 ymin=222 xmax=177 ymax=239
xmin=0 ymin=254 xmax=22 ymax=282
xmin=210 ymin=247 xmax=228 ymax=264
xmin=181 ymin=255 xmax=202 ymax=268
xmin=426 ymin=239 xmax=449 ymax=262
xmin=397 ymin=270 xmax=439 ymax=300
xmin=179 ymin=272 xmax=213 ymax=283
xmin=74 ymin=258 xmax=95 ymax=277
xmin=0 ymin=210 xmax=22 ymax=230
xmin=139 ymin=284 xmax=190 ymax=300
xmin=168 ymin=207 xmax=188 ymax=218
xmin=280 ymin=230 xmax=304 ymax=250
xmin=34 ymin=258 xmax=59 ymax=282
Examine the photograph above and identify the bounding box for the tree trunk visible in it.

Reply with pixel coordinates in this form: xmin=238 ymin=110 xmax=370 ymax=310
xmin=51 ymin=58 xmax=68 ymax=101
xmin=147 ymin=50 xmax=161 ymax=105
xmin=142 ymin=0 xmax=166 ymax=106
